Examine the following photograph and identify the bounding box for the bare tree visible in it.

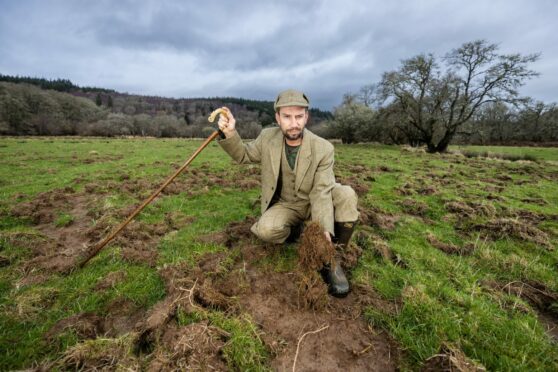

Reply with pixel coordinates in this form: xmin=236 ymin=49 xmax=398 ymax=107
xmin=378 ymin=40 xmax=540 ymax=152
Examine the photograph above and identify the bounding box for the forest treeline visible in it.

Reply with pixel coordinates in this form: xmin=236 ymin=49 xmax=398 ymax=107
xmin=0 ymin=76 xmax=331 ymax=139
xmin=1 ymin=40 xmax=556 ymax=151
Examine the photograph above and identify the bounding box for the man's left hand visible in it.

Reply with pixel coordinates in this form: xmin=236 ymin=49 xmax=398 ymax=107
xmin=324 ymin=231 xmax=332 ymax=243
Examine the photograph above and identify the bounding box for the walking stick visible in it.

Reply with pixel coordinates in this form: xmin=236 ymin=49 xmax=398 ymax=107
xmin=79 ymin=109 xmax=229 ymax=268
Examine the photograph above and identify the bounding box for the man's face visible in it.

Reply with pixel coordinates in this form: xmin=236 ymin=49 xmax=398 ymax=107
xmin=275 ymin=106 xmax=308 ymax=142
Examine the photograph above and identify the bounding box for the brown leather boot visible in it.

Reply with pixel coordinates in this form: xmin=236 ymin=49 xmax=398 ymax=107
xmin=323 ymin=221 xmax=357 ymax=298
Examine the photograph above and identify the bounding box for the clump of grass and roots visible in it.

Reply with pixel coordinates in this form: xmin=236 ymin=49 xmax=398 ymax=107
xmin=296 ymin=222 xmax=335 ymax=310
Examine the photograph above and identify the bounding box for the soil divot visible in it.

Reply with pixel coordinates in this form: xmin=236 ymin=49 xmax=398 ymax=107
xmin=473 ymin=218 xmax=552 ymax=249
xmin=426 ymin=233 xmax=473 ymax=256
xmin=482 ymin=280 xmax=558 ymax=340
xmin=423 ymin=343 xmax=486 ymax=371
xmin=400 ymin=199 xmax=429 ymax=216
xmin=58 ymin=334 xmax=139 ymax=371
xmin=148 ymin=321 xmax=229 ymax=371
xmin=360 ymin=207 xmax=400 ymax=230
xmin=45 ymin=312 xmax=105 ymax=341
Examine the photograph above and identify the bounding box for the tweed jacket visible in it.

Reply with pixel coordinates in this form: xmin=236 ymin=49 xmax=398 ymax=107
xmin=218 ymin=127 xmax=336 ymax=235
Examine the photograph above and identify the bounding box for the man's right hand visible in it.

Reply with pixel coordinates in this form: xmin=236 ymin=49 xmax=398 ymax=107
xmin=217 ymin=107 xmax=236 ymax=138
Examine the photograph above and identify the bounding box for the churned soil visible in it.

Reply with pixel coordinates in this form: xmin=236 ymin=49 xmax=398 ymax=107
xmin=9 ymin=183 xmax=401 ymax=370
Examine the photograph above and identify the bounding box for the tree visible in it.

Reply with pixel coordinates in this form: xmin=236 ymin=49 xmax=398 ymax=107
xmin=328 ymin=101 xmax=376 ymax=144
xmin=107 ymin=95 xmax=113 ymax=109
xmin=357 ymin=84 xmax=378 ymax=108
xmin=378 ymin=40 xmax=539 ymax=152
xmin=95 ymin=93 xmax=102 ymax=106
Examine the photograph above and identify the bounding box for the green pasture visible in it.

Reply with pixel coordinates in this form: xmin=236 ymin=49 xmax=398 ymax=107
xmin=1 ymin=137 xmax=557 ymax=370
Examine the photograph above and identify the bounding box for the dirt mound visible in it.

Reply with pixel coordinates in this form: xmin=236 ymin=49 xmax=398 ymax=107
xmin=45 ymin=312 xmax=105 ymax=341
xmin=473 ymin=218 xmax=552 ymax=249
xmin=10 ymin=189 xmax=73 ymax=224
xmin=400 ymin=199 xmax=429 ymax=216
xmin=423 ymin=344 xmax=486 ymax=371
xmin=149 ymin=321 xmax=229 ymax=371
xmin=360 ymin=207 xmax=400 ymax=230
xmin=338 ymin=241 xmax=364 ymax=270
xmin=444 ymin=201 xmax=475 ymax=218
xmin=426 ymin=233 xmax=474 ymax=256
xmin=58 ymin=334 xmax=140 ymax=371
xmin=338 ymin=176 xmax=370 ymax=197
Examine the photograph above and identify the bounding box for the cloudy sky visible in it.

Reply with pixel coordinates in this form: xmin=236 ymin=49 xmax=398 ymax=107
xmin=0 ymin=0 xmax=556 ymax=109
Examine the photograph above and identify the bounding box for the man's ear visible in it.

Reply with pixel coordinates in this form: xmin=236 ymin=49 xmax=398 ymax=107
xmin=275 ymin=111 xmax=280 ymax=125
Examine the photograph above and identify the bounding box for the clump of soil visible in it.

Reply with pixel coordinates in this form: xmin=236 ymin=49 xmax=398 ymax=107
xmin=296 ymin=270 xmax=330 ymax=311
xmin=296 ymin=222 xmax=335 ymax=310
xmin=445 ymin=200 xmax=497 ymax=220
xmin=10 ymin=189 xmax=71 ymax=224
xmin=445 ymin=201 xmax=475 ymax=218
xmin=0 ymin=254 xmax=11 ymax=267
xmin=423 ymin=343 xmax=486 ymax=371
xmin=45 ymin=312 xmax=105 ymax=341
xmin=502 ymin=208 xmax=558 ymax=224
xmin=338 ymin=176 xmax=370 ymax=197
xmin=338 ymin=241 xmax=364 ymax=270
xmin=359 ymin=207 xmax=400 ymax=230
xmin=481 ymin=279 xmax=558 ymax=340
xmin=473 ymin=218 xmax=552 ymax=249
xmin=399 ymin=199 xmax=429 ymax=216
xmin=148 ymin=322 xmax=229 ymax=371
xmin=426 ymin=233 xmax=473 ymax=256
xmin=58 ymin=334 xmax=140 ymax=371
xmin=298 ymin=222 xmax=335 ymax=271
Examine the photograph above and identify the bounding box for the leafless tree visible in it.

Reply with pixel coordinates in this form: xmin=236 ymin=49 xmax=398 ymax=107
xmin=378 ymin=40 xmax=540 ymax=152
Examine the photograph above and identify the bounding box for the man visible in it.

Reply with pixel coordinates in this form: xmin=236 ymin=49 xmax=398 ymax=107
xmin=217 ymin=89 xmax=359 ymax=297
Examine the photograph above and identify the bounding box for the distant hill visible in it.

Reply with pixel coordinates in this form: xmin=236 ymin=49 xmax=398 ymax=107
xmin=0 ymin=75 xmax=333 ymax=138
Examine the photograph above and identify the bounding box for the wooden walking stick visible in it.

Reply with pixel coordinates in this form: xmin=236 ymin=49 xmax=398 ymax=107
xmin=78 ymin=108 xmax=230 ymax=268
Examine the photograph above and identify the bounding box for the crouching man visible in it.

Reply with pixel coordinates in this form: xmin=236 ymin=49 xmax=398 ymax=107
xmin=216 ymin=89 xmax=359 ymax=297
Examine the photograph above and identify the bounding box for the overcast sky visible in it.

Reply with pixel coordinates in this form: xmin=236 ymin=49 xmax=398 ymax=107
xmin=0 ymin=0 xmax=556 ymax=110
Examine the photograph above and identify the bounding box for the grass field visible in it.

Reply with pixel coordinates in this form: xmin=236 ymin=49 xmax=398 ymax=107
xmin=1 ymin=136 xmax=557 ymax=370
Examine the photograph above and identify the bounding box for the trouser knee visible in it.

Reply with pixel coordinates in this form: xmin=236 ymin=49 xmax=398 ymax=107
xmin=251 ymin=220 xmax=290 ymax=244
xmin=333 ymin=185 xmax=359 ymax=222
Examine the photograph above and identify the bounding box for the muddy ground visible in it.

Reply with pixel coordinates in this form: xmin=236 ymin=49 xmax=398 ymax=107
xmin=4 ymin=183 xmax=404 ymax=370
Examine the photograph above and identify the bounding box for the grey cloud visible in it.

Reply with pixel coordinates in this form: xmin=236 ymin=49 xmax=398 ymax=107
xmin=0 ymin=0 xmax=556 ymax=109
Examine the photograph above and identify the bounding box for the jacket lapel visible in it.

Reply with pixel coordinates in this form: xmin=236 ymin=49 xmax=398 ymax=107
xmin=269 ymin=128 xmax=283 ymax=182
xmin=295 ymin=129 xmax=312 ymax=192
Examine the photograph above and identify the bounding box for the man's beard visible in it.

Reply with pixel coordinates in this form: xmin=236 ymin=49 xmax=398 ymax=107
xmin=282 ymin=128 xmax=303 ymax=141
